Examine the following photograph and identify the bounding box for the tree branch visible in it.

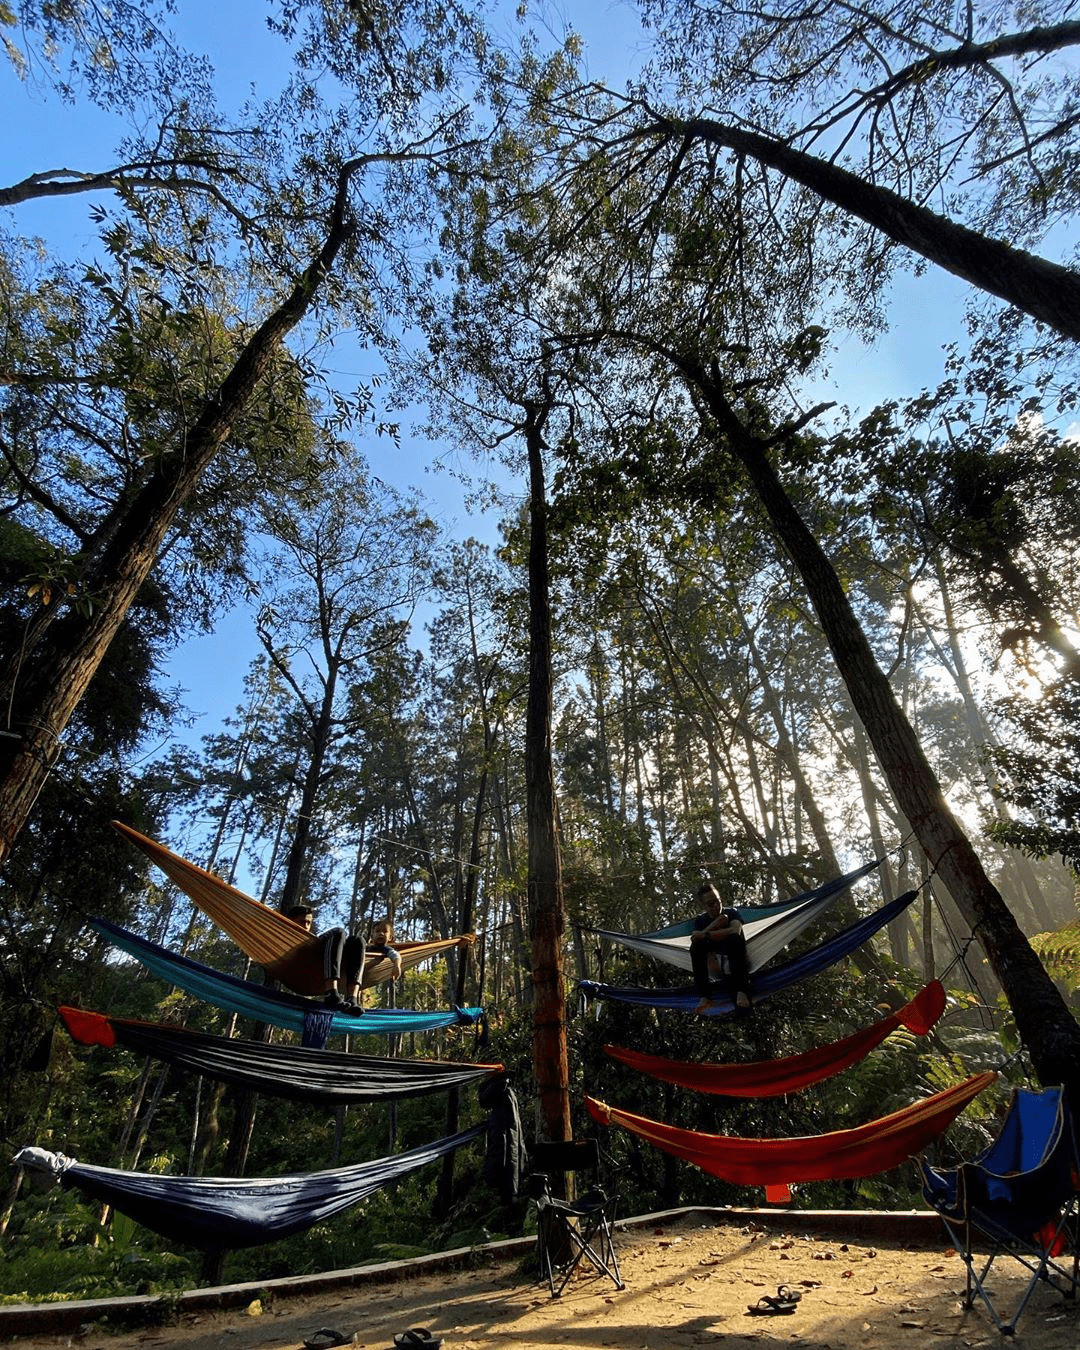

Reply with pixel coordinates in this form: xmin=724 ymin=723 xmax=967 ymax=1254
xmin=651 ymin=110 xmax=1080 ymax=342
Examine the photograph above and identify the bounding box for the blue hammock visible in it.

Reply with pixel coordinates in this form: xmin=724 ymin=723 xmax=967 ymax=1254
xmin=91 ymin=918 xmax=484 ymax=1037
xmin=578 ymin=890 xmax=917 ymax=1015
xmin=14 ymin=1126 xmax=484 ymax=1249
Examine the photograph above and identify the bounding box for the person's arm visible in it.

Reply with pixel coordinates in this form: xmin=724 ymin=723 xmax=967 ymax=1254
xmin=702 ymin=911 xmax=743 ymax=939
xmin=368 ymin=942 xmax=403 ymax=977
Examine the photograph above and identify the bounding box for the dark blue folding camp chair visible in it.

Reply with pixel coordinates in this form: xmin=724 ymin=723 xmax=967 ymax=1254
xmin=526 ymin=1139 xmax=624 ymax=1298
xmin=919 ymin=1086 xmax=1080 ymax=1335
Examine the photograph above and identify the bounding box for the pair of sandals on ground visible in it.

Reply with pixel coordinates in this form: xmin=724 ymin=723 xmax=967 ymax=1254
xmin=302 ymin=1328 xmax=442 ymax=1348
xmin=748 ymin=1283 xmax=803 ymax=1315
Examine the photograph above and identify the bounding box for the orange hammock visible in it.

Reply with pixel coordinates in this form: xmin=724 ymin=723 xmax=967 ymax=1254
xmin=112 ymin=821 xmax=474 ymax=997
xmin=586 ymin=1072 xmax=995 ymax=1202
xmin=604 ymin=981 xmax=946 ymax=1098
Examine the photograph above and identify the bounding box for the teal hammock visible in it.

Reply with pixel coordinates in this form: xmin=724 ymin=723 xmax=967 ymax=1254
xmin=91 ymin=918 xmax=484 ymax=1039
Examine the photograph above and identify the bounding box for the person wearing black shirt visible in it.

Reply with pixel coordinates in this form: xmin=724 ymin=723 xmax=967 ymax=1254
xmin=690 ymin=881 xmax=751 ymax=1012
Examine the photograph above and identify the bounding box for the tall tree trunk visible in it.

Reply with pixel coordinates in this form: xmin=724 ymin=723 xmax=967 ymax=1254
xmin=688 ymin=364 xmax=1080 ymax=1087
xmin=0 ymin=163 xmax=358 ymax=868
xmin=524 ymin=397 xmax=571 ymax=1147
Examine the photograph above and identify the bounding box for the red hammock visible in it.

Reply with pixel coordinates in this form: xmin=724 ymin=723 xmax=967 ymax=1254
xmin=604 ymin=981 xmax=945 ymax=1097
xmin=586 ymin=1072 xmax=995 ymax=1199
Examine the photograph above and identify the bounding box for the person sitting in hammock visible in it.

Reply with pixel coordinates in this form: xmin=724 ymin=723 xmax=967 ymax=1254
xmin=365 ymin=918 xmax=403 ymax=985
xmin=287 ymin=903 xmax=367 ymax=1012
xmin=691 ymin=881 xmax=752 ymax=1013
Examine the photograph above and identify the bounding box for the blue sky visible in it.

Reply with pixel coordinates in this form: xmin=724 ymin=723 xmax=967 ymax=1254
xmin=2 ymin=0 xmax=970 ymax=760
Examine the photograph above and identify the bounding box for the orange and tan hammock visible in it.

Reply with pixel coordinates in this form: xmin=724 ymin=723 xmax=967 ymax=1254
xmin=112 ymin=821 xmax=475 ymax=997
xmin=604 ymin=981 xmax=946 ymax=1098
xmin=586 ymin=1071 xmax=995 ymax=1203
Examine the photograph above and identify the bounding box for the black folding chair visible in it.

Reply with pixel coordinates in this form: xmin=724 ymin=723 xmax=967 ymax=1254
xmin=919 ymin=1085 xmax=1080 ymax=1335
xmin=527 ymin=1138 xmax=624 ymax=1297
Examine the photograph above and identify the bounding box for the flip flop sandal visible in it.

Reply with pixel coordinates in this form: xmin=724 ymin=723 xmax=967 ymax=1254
xmin=747 ymin=1296 xmax=798 ymax=1316
xmin=394 ymin=1331 xmax=444 ymax=1349
xmin=304 ymin=1332 xmax=353 ymax=1349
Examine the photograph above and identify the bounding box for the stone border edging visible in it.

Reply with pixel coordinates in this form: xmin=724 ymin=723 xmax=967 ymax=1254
xmin=0 ymin=1206 xmax=944 ymax=1339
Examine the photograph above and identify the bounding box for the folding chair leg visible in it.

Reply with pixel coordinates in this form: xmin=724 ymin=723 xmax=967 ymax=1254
xmin=550 ymin=1218 xmax=624 ymax=1297
xmin=943 ymin=1212 xmax=1079 ymax=1335
xmin=536 ymin=1208 xmax=562 ymax=1296
xmin=583 ymin=1215 xmax=623 ymax=1291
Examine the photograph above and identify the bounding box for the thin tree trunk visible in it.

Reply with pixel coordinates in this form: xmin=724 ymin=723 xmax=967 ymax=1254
xmin=524 ymin=396 xmax=571 ymax=1149
xmin=0 ymin=1167 xmax=23 ymax=1243
xmin=435 ymin=764 xmax=486 ymax=1219
xmin=925 ymin=556 xmax=1057 ymax=930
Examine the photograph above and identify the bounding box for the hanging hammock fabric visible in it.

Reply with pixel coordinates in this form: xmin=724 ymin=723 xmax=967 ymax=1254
xmin=603 ymin=980 xmax=946 ymax=1097
xmin=13 ymin=1125 xmax=484 ymax=1249
xmin=594 ymin=859 xmax=883 ymax=974
xmin=112 ymin=820 xmax=474 ymax=996
xmin=90 ymin=918 xmax=484 ymax=1037
xmin=579 ymin=889 xmax=918 ymax=1016
xmin=585 ymin=1071 xmax=995 ymax=1189
xmin=614 ymin=858 xmax=884 ymax=946
xmin=58 ymin=1006 xmax=504 ymax=1104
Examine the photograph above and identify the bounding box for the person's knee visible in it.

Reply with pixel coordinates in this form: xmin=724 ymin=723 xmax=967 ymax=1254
xmin=343 ymin=934 xmax=366 ymax=981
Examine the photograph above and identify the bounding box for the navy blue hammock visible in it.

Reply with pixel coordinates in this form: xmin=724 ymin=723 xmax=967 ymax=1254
xmin=579 ymin=890 xmax=918 ymax=1015
xmin=14 ymin=1126 xmax=484 ymax=1249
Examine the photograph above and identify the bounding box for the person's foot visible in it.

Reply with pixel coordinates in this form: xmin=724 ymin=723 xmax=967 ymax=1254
xmin=323 ymin=990 xmax=348 ymax=1009
xmin=735 ymin=991 xmax=751 ymax=1010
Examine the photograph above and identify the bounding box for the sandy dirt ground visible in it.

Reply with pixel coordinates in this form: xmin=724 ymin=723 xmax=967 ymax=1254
xmin=7 ymin=1214 xmax=1080 ymax=1350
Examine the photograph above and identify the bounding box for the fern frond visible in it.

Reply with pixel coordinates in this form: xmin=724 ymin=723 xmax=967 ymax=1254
xmin=1030 ymin=920 xmax=1080 ymax=993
